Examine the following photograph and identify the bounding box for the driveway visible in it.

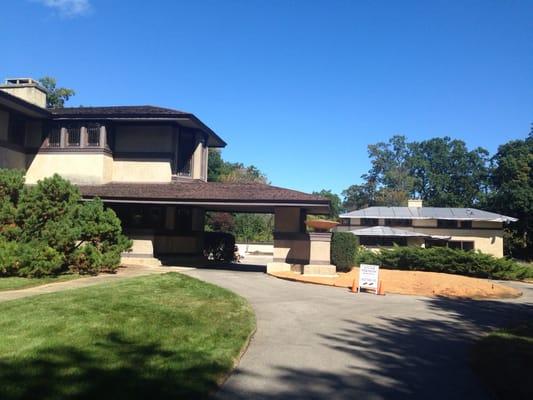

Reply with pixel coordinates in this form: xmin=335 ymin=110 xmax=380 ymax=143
xmin=183 ymin=267 xmax=533 ymax=400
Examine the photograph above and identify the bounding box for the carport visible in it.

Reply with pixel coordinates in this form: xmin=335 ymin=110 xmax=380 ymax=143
xmin=79 ymin=180 xmax=333 ymax=274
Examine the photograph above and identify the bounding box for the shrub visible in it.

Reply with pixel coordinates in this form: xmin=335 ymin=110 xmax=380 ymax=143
xmin=331 ymin=232 xmax=359 ymax=272
xmin=354 ymin=245 xmax=533 ymax=281
xmin=0 ymin=171 xmax=131 ymax=277
xmin=69 ymin=244 xmax=103 ymax=275
xmin=204 ymin=232 xmax=236 ymax=262
xmin=0 ymin=240 xmax=20 ymax=275
xmin=16 ymin=242 xmax=64 ymax=277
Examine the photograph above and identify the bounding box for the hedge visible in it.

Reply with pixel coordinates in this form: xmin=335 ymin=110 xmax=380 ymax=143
xmin=331 ymin=232 xmax=359 ymax=272
xmin=355 ymin=246 xmax=533 ymax=281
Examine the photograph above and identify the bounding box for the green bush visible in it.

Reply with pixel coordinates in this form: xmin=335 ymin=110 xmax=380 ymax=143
xmin=69 ymin=244 xmax=103 ymax=275
xmin=16 ymin=242 xmax=64 ymax=278
xmin=0 ymin=170 xmax=131 ymax=277
xmin=354 ymin=245 xmax=533 ymax=281
xmin=331 ymin=232 xmax=359 ymax=272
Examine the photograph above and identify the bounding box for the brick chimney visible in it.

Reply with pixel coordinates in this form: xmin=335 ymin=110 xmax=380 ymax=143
xmin=0 ymin=78 xmax=47 ymax=108
xmin=408 ymin=199 xmax=423 ymax=208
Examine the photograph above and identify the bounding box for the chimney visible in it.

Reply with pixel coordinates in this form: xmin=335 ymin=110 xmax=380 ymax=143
xmin=408 ymin=199 xmax=423 ymax=208
xmin=0 ymin=78 xmax=47 ymax=108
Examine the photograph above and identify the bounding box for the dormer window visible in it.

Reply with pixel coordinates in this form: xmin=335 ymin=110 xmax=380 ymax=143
xmin=66 ymin=124 xmax=81 ymax=147
xmin=87 ymin=123 xmax=101 ymax=147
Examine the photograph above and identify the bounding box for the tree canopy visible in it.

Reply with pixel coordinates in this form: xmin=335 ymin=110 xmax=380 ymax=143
xmin=342 ymin=135 xmax=490 ymax=210
xmin=38 ymin=77 xmax=75 ymax=108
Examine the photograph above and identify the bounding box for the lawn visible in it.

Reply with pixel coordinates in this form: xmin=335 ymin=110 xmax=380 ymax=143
xmin=0 ymin=272 xmax=255 ymax=400
xmin=0 ymin=274 xmax=81 ymax=291
xmin=471 ymin=322 xmax=533 ymax=399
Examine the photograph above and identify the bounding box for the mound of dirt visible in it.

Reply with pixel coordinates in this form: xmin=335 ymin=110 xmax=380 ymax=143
xmin=270 ymin=267 xmax=522 ymax=299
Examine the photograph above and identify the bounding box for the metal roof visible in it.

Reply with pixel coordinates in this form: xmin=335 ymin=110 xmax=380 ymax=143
xmin=348 ymin=226 xmax=432 ymax=238
xmin=340 ymin=207 xmax=517 ymax=223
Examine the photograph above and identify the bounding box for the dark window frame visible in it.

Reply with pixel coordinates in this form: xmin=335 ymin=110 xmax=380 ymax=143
xmin=361 ymin=218 xmax=379 ymax=226
xmin=437 ymin=219 xmax=459 ymax=229
xmin=359 ymin=236 xmax=407 ymax=246
xmin=385 ymin=218 xmax=412 ymax=227
xmin=66 ymin=124 xmax=81 ymax=147
xmin=86 ymin=123 xmax=101 ymax=147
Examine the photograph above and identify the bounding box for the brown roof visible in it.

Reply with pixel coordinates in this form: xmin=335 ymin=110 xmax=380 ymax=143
xmin=49 ymin=105 xmax=189 ymax=118
xmin=79 ymin=181 xmax=330 ymax=214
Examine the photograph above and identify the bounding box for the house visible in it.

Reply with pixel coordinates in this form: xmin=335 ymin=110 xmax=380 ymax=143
xmin=0 ymin=77 xmax=333 ymax=274
xmin=336 ymin=199 xmax=517 ymax=257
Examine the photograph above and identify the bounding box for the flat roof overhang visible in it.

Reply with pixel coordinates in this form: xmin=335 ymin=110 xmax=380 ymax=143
xmin=78 ymin=181 xmax=330 ymax=215
xmin=82 ymin=197 xmax=330 ymax=214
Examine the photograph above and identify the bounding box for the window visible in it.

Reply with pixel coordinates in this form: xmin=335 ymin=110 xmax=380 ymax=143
xmin=361 ymin=218 xmax=379 ymax=226
xmin=66 ymin=125 xmax=80 ymax=147
xmin=460 ymin=221 xmax=472 ymax=229
xmin=87 ymin=123 xmax=101 ymax=146
xmin=385 ymin=219 xmax=411 ymax=227
xmin=425 ymin=239 xmax=447 ymax=248
xmin=359 ymin=236 xmax=407 ymax=246
xmin=112 ymin=205 xmax=165 ymax=230
xmin=177 ymin=131 xmax=196 ymax=176
xmin=340 ymin=218 xmax=351 ymax=226
xmin=48 ymin=125 xmax=61 ymax=147
xmin=437 ymin=219 xmax=458 ymax=229
xmin=448 ymin=241 xmax=474 ymax=251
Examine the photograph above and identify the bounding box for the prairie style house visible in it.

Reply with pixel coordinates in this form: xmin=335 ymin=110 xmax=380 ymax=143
xmin=336 ymin=199 xmax=516 ymax=257
xmin=0 ymin=78 xmax=331 ymax=272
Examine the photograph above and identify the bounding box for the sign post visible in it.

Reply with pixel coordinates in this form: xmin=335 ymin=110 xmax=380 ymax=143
xmin=358 ymin=264 xmax=380 ymax=295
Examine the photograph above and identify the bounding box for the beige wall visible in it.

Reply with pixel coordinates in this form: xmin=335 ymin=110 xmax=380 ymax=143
xmin=25 ymin=153 xmax=114 ymax=184
xmin=112 ymin=160 xmax=172 ymax=183
xmin=412 ymin=219 xmax=437 ymax=227
xmin=0 ymin=86 xmax=47 ymax=108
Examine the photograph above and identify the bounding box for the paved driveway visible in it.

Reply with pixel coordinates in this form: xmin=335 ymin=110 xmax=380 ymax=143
xmin=183 ymin=267 xmax=533 ymax=400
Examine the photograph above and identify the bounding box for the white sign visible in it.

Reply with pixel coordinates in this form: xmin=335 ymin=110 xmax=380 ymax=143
xmin=359 ymin=264 xmax=380 ymax=294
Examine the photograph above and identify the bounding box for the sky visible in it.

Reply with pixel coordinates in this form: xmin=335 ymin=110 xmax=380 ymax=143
xmin=1 ymin=0 xmax=532 ymax=196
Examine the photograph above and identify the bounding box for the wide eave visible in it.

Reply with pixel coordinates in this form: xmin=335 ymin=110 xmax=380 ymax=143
xmin=79 ymin=181 xmax=330 ymax=214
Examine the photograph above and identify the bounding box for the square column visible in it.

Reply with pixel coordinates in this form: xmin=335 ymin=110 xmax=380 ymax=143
xmin=303 ymin=232 xmax=337 ymax=276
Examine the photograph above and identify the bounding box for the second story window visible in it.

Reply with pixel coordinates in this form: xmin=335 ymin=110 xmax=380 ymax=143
xmin=87 ymin=123 xmax=101 ymax=146
xmin=437 ymin=219 xmax=458 ymax=229
xmin=385 ymin=219 xmax=412 ymax=227
xmin=66 ymin=125 xmax=81 ymax=147
xmin=177 ymin=131 xmax=196 ymax=176
xmin=361 ymin=218 xmax=379 ymax=226
xmin=48 ymin=124 xmax=61 ymax=147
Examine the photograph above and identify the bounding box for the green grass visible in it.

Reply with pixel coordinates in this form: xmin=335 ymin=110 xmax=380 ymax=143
xmin=471 ymin=322 xmax=533 ymax=399
xmin=0 ymin=273 xmax=255 ymax=400
xmin=0 ymin=274 xmax=81 ymax=291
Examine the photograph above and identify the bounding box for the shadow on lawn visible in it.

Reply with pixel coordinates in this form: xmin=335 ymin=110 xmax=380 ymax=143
xmin=218 ymin=296 xmax=533 ymax=400
xmin=0 ymin=332 xmax=226 ymax=400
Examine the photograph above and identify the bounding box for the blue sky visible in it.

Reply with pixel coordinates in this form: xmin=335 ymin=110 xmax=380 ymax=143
xmin=1 ymin=0 xmax=532 ymax=196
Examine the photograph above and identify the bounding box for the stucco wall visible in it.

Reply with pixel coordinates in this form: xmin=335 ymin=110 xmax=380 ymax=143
xmin=25 ymin=153 xmax=114 ymax=184
xmin=112 ymin=160 xmax=172 ymax=183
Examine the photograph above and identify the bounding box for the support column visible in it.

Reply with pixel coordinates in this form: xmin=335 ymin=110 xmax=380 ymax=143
xmin=268 ymin=207 xmax=309 ymax=273
xmin=303 ymin=232 xmax=336 ymax=276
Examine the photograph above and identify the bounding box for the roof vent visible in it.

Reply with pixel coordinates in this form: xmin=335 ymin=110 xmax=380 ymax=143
xmin=407 ymin=199 xmax=423 ymax=208
xmin=0 ymin=77 xmax=48 ymax=108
